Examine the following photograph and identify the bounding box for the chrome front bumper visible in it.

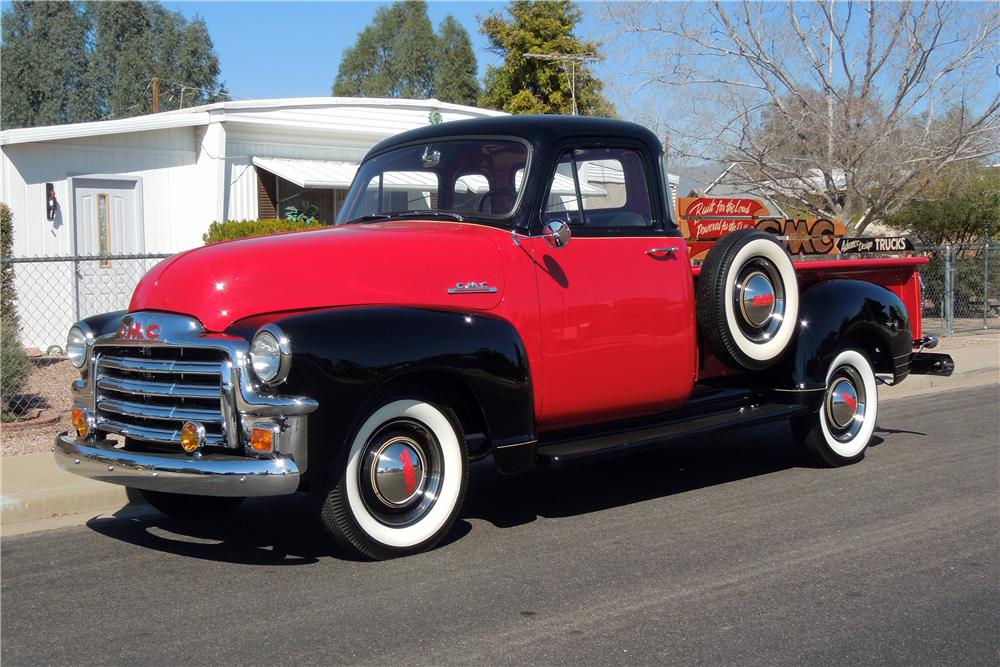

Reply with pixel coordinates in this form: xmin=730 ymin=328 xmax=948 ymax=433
xmin=54 ymin=434 xmax=300 ymax=497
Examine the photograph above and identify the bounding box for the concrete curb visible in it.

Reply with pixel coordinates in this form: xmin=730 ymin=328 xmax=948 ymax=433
xmin=1 ymin=449 xmax=131 ymax=531
xmin=2 ymin=342 xmax=996 ymax=536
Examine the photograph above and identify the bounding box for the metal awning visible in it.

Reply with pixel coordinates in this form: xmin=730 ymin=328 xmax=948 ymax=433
xmin=252 ymin=157 xmax=359 ymax=189
xmin=252 ymin=156 xmax=443 ymax=192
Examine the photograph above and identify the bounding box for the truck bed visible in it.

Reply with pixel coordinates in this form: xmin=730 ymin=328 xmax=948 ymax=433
xmin=691 ymin=256 xmax=928 ymax=341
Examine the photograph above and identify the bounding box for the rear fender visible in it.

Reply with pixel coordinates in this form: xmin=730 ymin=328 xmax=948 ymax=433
xmin=785 ymin=280 xmax=912 ymax=394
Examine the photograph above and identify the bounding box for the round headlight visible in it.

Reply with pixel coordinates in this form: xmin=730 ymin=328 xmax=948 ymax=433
xmin=67 ymin=326 xmax=88 ymax=368
xmin=250 ymin=328 xmax=288 ymax=385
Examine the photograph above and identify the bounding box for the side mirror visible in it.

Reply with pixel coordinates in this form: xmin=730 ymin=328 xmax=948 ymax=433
xmin=543 ymin=219 xmax=571 ymax=249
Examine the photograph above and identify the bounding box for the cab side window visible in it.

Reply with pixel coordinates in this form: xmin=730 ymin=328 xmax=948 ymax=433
xmin=543 ymin=148 xmax=653 ymax=229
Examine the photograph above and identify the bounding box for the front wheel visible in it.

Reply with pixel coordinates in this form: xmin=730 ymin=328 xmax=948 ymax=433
xmin=319 ymin=398 xmax=469 ymax=560
xmin=791 ymin=349 xmax=879 ymax=467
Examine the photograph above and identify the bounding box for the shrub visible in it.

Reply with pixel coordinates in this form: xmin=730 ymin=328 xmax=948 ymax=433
xmin=1 ymin=202 xmax=16 ymax=330
xmin=1 ymin=314 xmax=30 ymax=421
xmin=203 ymin=219 xmax=324 ymax=244
xmin=284 ymin=201 xmax=319 ymax=223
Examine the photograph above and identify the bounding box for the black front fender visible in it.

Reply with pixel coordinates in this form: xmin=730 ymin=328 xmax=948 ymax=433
xmin=75 ymin=310 xmax=127 ymax=340
xmin=240 ymin=307 xmax=535 ymax=479
xmin=787 ymin=280 xmax=912 ymax=391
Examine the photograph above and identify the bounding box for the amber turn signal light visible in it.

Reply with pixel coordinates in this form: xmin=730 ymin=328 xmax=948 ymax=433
xmin=71 ymin=407 xmax=90 ymax=438
xmin=180 ymin=421 xmax=206 ymax=453
xmin=249 ymin=425 xmax=274 ymax=453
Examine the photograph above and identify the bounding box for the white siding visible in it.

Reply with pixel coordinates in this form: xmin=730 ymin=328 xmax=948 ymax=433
xmin=1 ymin=127 xmax=201 ymax=257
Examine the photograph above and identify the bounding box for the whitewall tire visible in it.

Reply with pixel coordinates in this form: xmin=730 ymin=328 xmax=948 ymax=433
xmin=792 ymin=349 xmax=879 ymax=467
xmin=697 ymin=230 xmax=800 ymax=370
xmin=319 ymin=398 xmax=468 ymax=560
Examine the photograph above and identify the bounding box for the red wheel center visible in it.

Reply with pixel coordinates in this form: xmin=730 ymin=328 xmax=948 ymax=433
xmin=399 ymin=448 xmax=417 ymax=495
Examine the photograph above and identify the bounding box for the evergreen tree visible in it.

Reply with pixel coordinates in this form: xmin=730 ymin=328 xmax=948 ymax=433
xmin=1 ymin=1 xmax=92 ymax=128
xmin=87 ymin=1 xmax=225 ymax=119
xmin=434 ymin=16 xmax=480 ymax=106
xmin=479 ymin=0 xmax=614 ymax=117
xmin=332 ymin=1 xmax=480 ymax=105
xmin=86 ymin=0 xmax=152 ymax=120
xmin=0 ymin=0 xmax=226 ymax=129
xmin=333 ymin=1 xmax=437 ymax=99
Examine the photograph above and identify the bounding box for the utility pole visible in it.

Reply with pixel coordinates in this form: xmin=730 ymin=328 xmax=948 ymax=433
xmin=152 ymin=77 xmax=160 ymax=113
xmin=826 ymin=0 xmax=834 ymax=174
xmin=523 ymin=52 xmax=597 ymax=115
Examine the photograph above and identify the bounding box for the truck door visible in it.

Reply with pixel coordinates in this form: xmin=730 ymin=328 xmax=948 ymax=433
xmin=526 ymin=145 xmax=697 ymax=431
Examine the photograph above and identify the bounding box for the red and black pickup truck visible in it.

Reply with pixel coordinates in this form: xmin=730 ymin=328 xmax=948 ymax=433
xmin=55 ymin=116 xmax=953 ymax=559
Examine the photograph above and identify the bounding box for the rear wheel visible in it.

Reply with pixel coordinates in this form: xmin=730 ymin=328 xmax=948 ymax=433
xmin=138 ymin=489 xmax=244 ymax=517
xmin=792 ymin=349 xmax=879 ymax=467
xmin=319 ymin=398 xmax=469 ymax=560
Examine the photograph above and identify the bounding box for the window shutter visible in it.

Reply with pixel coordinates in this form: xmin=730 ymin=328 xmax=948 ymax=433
xmin=256 ymin=167 xmax=277 ymax=219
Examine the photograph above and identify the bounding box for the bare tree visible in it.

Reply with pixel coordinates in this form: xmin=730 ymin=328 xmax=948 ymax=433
xmin=605 ymin=1 xmax=1000 ymax=232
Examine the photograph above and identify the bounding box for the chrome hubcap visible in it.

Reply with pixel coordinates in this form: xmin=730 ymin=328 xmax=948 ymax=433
xmin=828 ymin=378 xmax=859 ymax=428
xmin=740 ymin=271 xmax=776 ymax=327
xmin=371 ymin=437 xmax=427 ymax=507
xmin=824 ymin=366 xmax=867 ymax=442
xmin=733 ymin=259 xmax=786 ymax=342
xmin=359 ymin=419 xmax=443 ymax=527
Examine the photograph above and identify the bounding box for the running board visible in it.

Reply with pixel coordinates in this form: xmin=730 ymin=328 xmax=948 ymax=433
xmin=536 ymin=397 xmax=811 ymax=467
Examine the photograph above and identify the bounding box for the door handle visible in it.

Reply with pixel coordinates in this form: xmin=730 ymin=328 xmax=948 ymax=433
xmin=645 ymin=247 xmax=679 ymax=257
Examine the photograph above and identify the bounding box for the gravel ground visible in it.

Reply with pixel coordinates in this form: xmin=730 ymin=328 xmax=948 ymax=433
xmin=1 ymin=358 xmax=75 ymax=457
xmin=0 ymin=331 xmax=995 ymax=458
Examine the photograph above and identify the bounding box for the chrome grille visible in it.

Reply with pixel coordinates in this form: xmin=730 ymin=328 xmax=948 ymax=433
xmin=94 ymin=346 xmax=233 ymax=448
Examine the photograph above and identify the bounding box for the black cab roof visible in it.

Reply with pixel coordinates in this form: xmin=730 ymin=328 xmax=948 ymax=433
xmin=368 ymin=115 xmax=664 ymax=157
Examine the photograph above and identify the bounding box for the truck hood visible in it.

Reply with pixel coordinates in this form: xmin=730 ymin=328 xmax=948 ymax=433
xmin=130 ymin=221 xmax=507 ymax=331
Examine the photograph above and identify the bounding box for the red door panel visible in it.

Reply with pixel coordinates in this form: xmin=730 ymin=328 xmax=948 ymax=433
xmin=527 ymin=235 xmax=697 ymax=431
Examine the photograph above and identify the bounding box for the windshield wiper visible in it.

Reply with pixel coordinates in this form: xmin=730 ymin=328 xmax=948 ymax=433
xmin=391 ymin=210 xmax=465 ymax=222
xmin=345 ymin=214 xmax=392 ymax=224
xmin=345 ymin=211 xmax=465 ymax=224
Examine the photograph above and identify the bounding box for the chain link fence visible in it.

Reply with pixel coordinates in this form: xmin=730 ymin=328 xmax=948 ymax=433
xmin=915 ymin=242 xmax=1000 ymax=336
xmin=1 ymin=253 xmax=168 ymax=433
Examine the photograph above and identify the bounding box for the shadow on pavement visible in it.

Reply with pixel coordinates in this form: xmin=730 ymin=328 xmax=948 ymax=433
xmin=85 ymin=418 xmax=909 ymax=564
xmin=463 ymin=420 xmax=802 ymax=528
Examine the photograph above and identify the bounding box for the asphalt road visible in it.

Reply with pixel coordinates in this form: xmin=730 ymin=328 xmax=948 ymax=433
xmin=3 ymin=385 xmax=998 ymax=666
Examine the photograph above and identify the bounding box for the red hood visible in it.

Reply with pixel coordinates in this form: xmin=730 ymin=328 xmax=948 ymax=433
xmin=130 ymin=221 xmax=507 ymax=331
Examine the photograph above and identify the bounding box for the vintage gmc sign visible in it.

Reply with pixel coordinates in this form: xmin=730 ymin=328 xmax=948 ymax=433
xmin=678 ymin=197 xmax=878 ymax=260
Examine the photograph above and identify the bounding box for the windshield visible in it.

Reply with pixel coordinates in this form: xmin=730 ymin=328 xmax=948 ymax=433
xmin=337 ymin=139 xmax=529 ymax=225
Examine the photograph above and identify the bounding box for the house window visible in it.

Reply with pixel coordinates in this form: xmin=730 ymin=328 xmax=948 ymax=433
xmin=96 ymin=193 xmax=111 ymax=267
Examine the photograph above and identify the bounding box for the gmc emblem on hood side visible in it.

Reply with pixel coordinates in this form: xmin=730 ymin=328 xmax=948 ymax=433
xmin=447 ymin=281 xmax=498 ymax=294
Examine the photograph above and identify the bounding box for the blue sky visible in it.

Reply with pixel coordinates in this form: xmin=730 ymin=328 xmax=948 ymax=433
xmin=160 ymin=1 xmax=609 ymax=102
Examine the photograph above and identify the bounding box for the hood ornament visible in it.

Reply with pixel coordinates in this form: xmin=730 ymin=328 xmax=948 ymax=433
xmin=448 ymin=281 xmax=497 ymax=294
